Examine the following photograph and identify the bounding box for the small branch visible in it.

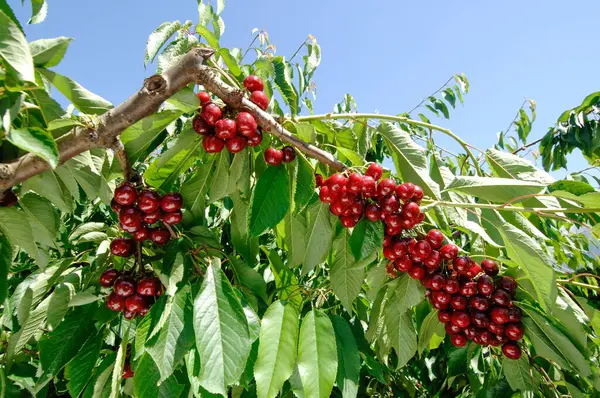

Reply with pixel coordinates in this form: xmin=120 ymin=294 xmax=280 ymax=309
xmin=112 ymin=138 xmax=137 ymax=182
xmin=503 ymin=99 xmax=529 ymax=138
xmin=512 ymin=136 xmax=544 ymax=155
xmin=557 ymin=280 xmax=600 ymax=292
xmin=163 ymin=222 xmax=178 ymax=239
xmin=421 ymin=199 xmax=600 ymax=214
xmin=499 ymin=193 xmax=555 ymax=208
xmin=407 ymin=76 xmax=454 ymax=115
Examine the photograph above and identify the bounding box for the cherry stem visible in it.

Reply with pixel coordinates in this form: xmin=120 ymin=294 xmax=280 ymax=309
xmin=163 ymin=222 xmax=178 ymax=239
xmin=136 ymin=242 xmax=143 ymax=275
xmin=557 ymin=280 xmax=600 ymax=292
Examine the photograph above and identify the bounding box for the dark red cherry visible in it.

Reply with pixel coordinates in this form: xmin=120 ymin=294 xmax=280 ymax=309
xmin=365 ymin=163 xmax=383 ymax=181
xmin=445 ymin=323 xmax=462 ymax=335
xmin=137 ymin=190 xmax=161 ymax=213
xmin=236 ymin=112 xmax=258 ymax=137
xmin=451 ymin=333 xmax=467 ymax=347
xmin=0 ymin=190 xmax=18 ymax=207
xmin=452 ymin=311 xmax=471 ymax=328
xmin=142 ymin=211 xmax=161 ymax=224
xmin=114 ymin=183 xmax=137 ymax=206
xmin=339 ymin=215 xmax=358 ymax=229
xmin=264 ymin=148 xmax=284 ymax=166
xmin=315 ymin=173 xmax=324 ymax=187
xmin=439 ymin=243 xmax=459 ymax=260
xmin=425 ymin=229 xmax=444 ymax=249
xmin=123 ymin=309 xmax=137 ymax=320
xmin=106 ymin=292 xmax=125 ymax=311
xmin=193 ymin=115 xmax=212 ymax=135
xmin=318 ymin=186 xmax=338 ymax=203
xmin=502 ymin=342 xmax=522 ymax=359
xmin=492 ymin=289 xmax=512 ymax=307
xmin=465 ymin=263 xmax=483 ymax=279
xmin=408 ymin=265 xmax=425 ymax=280
xmin=453 ymin=257 xmax=470 ymax=273
xmin=507 ymin=307 xmax=522 ymax=323
xmin=365 ymin=204 xmax=382 ymax=221
xmin=125 ymin=294 xmax=146 ymax=313
xmin=250 ymin=90 xmax=269 ymax=110
xmin=132 ymin=227 xmax=150 ymax=242
xmin=377 ymin=178 xmax=396 ymax=197
xmin=202 ymin=135 xmax=225 ymax=153
xmin=113 ymin=277 xmax=136 ymax=297
xmin=137 ymin=277 xmax=161 ymax=296
xmin=478 ymin=330 xmax=492 ymax=346
xmin=379 ymin=195 xmax=400 ymax=214
xmin=196 ymin=91 xmax=211 ymax=104
xmin=504 ymin=323 xmax=524 ymax=341
xmin=121 ymin=223 xmax=140 ymax=233
xmin=491 ymin=307 xmax=509 ymax=325
xmin=444 ymin=279 xmax=460 ymax=294
xmin=471 ymin=312 xmax=490 ymax=329
xmin=160 ymin=193 xmax=183 ymax=212
xmin=477 ymin=275 xmax=495 ymax=296
xmin=481 ymin=259 xmax=499 ymax=276
xmin=100 ymin=269 xmax=120 ymax=287
xmin=215 ymin=118 xmax=237 ymax=140
xmin=360 ymin=176 xmax=377 ymax=197
xmin=392 ymin=241 xmax=408 ymax=258
xmin=410 ymin=240 xmax=432 ymax=262
xmin=395 ymin=183 xmax=414 ymax=201
xmin=498 ymin=276 xmax=518 ymax=294
xmin=282 ymin=146 xmax=296 ymax=162
xmin=460 ymin=281 xmax=478 ymax=297
xmin=488 ymin=322 xmax=505 ymax=335
xmin=429 ymin=274 xmax=446 ymax=291
xmin=464 ymin=326 xmax=477 ymax=340
xmin=438 ymin=310 xmax=452 ymax=323
xmin=411 ymin=185 xmax=424 ymax=202
xmin=347 ymin=173 xmax=364 ymax=193
xmin=423 ymin=251 xmax=441 ymax=269
xmin=226 ymin=137 xmax=247 ymax=154
xmin=450 ymin=295 xmax=468 ymax=311
xmin=150 ymin=229 xmax=170 ymax=245
xmin=246 ymin=130 xmax=263 ymax=147
xmin=401 ymin=202 xmax=420 ymax=220
xmin=432 ymin=291 xmax=451 ymax=305
xmin=110 ymin=198 xmax=122 ymax=213
xmin=243 ymin=75 xmax=264 ymax=92
xmin=394 ymin=256 xmax=413 ymax=273
xmin=119 ymin=207 xmax=141 ymax=227
xmin=470 ymin=296 xmax=489 ymax=312
xmin=110 ymin=238 xmax=134 ymax=257
xmin=122 ymin=362 xmax=135 ymax=378
xmin=162 ymin=210 xmax=182 ymax=225
xmin=201 ymin=103 xmax=222 ymax=125
xmin=326 ymin=173 xmax=347 ymax=193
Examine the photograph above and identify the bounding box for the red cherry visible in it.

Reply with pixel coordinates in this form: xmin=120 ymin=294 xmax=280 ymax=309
xmin=408 ymin=265 xmax=425 ymax=280
xmin=465 ymin=263 xmax=483 ymax=279
xmin=203 ymin=135 xmax=225 ymax=153
xmin=439 ymin=243 xmax=459 ymax=260
xmin=349 ymin=200 xmax=363 ymax=216
xmin=114 ymin=183 xmax=137 ymax=206
xmin=122 ymin=362 xmax=135 ymax=379
xmin=492 ymin=289 xmax=512 ymax=307
xmin=394 ymin=256 xmax=413 ymax=272
xmin=453 ymin=257 xmax=469 ymax=273
xmin=364 ymin=204 xmax=382 ymax=221
xmin=464 ymin=326 xmax=477 ymax=340
xmin=432 ymin=291 xmax=451 ymax=305
xmin=319 ymin=186 xmax=338 ymax=203
xmin=142 ymin=211 xmax=161 ymax=224
xmin=215 ymin=118 xmax=237 ymax=140
xmin=460 ymin=281 xmax=478 ymax=297
xmin=137 ymin=190 xmax=161 ymax=213
xmin=326 ymin=174 xmax=347 ymax=193
xmin=264 ymin=148 xmax=284 ymax=166
xmin=507 ymin=307 xmax=522 ymax=323
xmin=162 ymin=210 xmax=182 ymax=225
xmin=282 ymin=146 xmax=296 ymax=163
xmin=0 ymin=190 xmax=18 ymax=207
xmin=385 ymin=262 xmax=397 ymax=278
xmin=315 ymin=174 xmax=324 ymax=187
xmin=365 ymin=163 xmax=383 ymax=181
xmin=410 ymin=240 xmax=432 ymax=262
xmin=412 ymin=185 xmax=424 ymax=202
xmin=502 ymin=342 xmax=522 ymax=359
xmin=425 ymin=229 xmax=444 ymax=249
xmin=450 ymin=295 xmax=468 ymax=311
xmin=201 ymin=103 xmax=222 ymax=125
xmin=119 ymin=207 xmax=141 ymax=227
xmin=481 ymin=259 xmax=499 ymax=276
xmin=123 ymin=309 xmax=137 ymax=320
xmin=444 ymin=279 xmax=460 ymax=294
xmin=383 ymin=246 xmax=398 ymax=261
xmin=110 ymin=238 xmax=134 ymax=257
xmin=401 ymin=202 xmax=420 ymax=220
xmin=452 ymin=312 xmax=471 ymax=328
xmin=347 ymin=173 xmax=364 ymax=193
xmin=438 ymin=310 xmax=452 ymax=323
xmin=445 ymin=323 xmax=462 ymax=335
xmin=329 ymin=200 xmax=346 ymax=216
xmin=339 ymin=215 xmax=358 ymax=228
xmin=106 ymin=292 xmax=125 ymax=311
xmin=243 ymin=75 xmax=264 ymax=92
xmin=236 ymin=112 xmax=258 ymax=137
xmin=385 ymin=225 xmax=402 ymax=237
xmin=491 ymin=307 xmax=510 ymax=324
xmin=451 ymin=333 xmax=467 ymax=347
xmin=360 ymin=176 xmax=377 ymax=197
xmin=121 ymin=223 xmax=140 ymax=233
xmin=246 ymin=130 xmax=263 ymax=147
xmin=160 ymin=193 xmax=183 ymax=212
xmin=196 ymin=91 xmax=211 ymax=104
xmin=110 ymin=198 xmax=122 ymax=213
xmin=384 ymin=214 xmax=401 ymax=228
xmin=478 ymin=330 xmax=493 ymax=345
xmin=429 ymin=274 xmax=446 ymax=291
xmin=383 ymin=236 xmax=391 ymax=247
xmin=137 ymin=277 xmax=161 ymax=296
xmin=423 ymin=250 xmax=441 ymax=269
xmin=132 ymin=227 xmax=150 ymax=242
xmin=226 ymin=137 xmax=247 ymax=154
xmin=477 ymin=275 xmax=495 ymax=296
xmin=377 ymin=178 xmax=396 ymax=197
xmin=100 ymin=269 xmax=120 ymax=287
xmin=394 ymin=183 xmax=413 ymax=201
xmin=150 ymin=229 xmax=170 ymax=245
xmin=250 ymin=90 xmax=269 ymax=110
xmin=432 ymin=301 xmax=449 ymax=310
xmin=496 ymin=334 xmax=508 ymax=344
xmin=471 ymin=312 xmax=490 ymax=329
xmin=470 ymin=296 xmax=490 ymax=311
xmin=391 ymin=241 xmax=408 ymax=257
xmin=193 ymin=115 xmax=212 ymax=135
xmin=379 ymin=195 xmax=400 ymax=214
xmin=498 ymin=276 xmax=518 ymax=293
xmin=125 ymin=294 xmax=146 ymax=313
xmin=113 ymin=277 xmax=136 ymax=297
xmin=139 ymin=306 xmax=150 ymax=317
xmin=488 ymin=322 xmax=505 ymax=335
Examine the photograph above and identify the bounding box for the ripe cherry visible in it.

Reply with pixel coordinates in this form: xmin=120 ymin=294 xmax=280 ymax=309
xmin=201 ymin=103 xmax=222 ymax=125
xmin=412 ymin=185 xmax=424 ymax=202
xmin=496 ymin=334 xmax=508 ymax=344
xmin=226 ymin=137 xmax=247 ymax=153
xmin=110 ymin=238 xmax=134 ymax=257
xmin=142 ymin=211 xmax=161 ymax=225
xmin=215 ymin=119 xmax=237 ymax=139
xmin=161 ymin=193 xmax=183 ymax=212
xmin=470 ymin=296 xmax=489 ymax=311
xmin=150 ymin=229 xmax=170 ymax=245
xmin=438 ymin=310 xmax=452 ymax=323
xmin=349 ymin=201 xmax=363 ymax=216
xmin=365 ymin=163 xmax=383 ymax=181
xmin=329 ymin=201 xmax=346 ymax=216
xmin=110 ymin=198 xmax=122 ymax=213
xmin=498 ymin=276 xmax=518 ymax=294
xmin=450 ymin=295 xmax=468 ymax=311
xmin=395 ymin=183 xmax=414 ymax=201
xmin=125 ymin=294 xmax=146 ymax=313
xmin=114 ymin=277 xmax=136 ymax=297
xmin=0 ymin=190 xmax=18 ymax=207
xmin=425 ymin=229 xmax=444 ymax=249
xmin=347 ymin=173 xmax=364 ymax=193
xmin=487 ymin=322 xmax=504 ymax=335
xmin=477 ymin=330 xmax=492 ymax=345
xmin=401 ymin=202 xmax=420 ymax=220
xmin=423 ymin=251 xmax=441 ymax=269
xmin=137 ymin=190 xmax=161 ymax=213
xmin=394 ymin=256 xmax=413 ymax=272
xmin=360 ymin=176 xmax=377 ymax=197
xmin=383 ymin=246 xmax=398 ymax=261
xmin=202 ymin=135 xmax=225 ymax=153
xmin=383 ymin=236 xmax=391 ymax=247
xmin=453 ymin=257 xmax=470 ymax=273
xmin=432 ymin=301 xmax=449 ymax=310
xmin=410 ymin=240 xmax=432 ymax=262
xmin=123 ymin=309 xmax=137 ymax=320
xmin=444 ymin=279 xmax=460 ymax=294
xmin=465 ymin=263 xmax=483 ymax=279
xmin=481 ymin=259 xmax=499 ymax=276
xmin=236 ymin=112 xmax=258 ymax=137
xmin=386 ymin=225 xmax=402 ymax=236
xmin=250 ymin=90 xmax=269 ymax=110
xmin=197 ymin=91 xmax=211 ymax=104
xmin=106 ymin=292 xmax=125 ymax=311
xmin=432 ymin=291 xmax=451 ymax=305
xmin=339 ymin=215 xmax=358 ymax=228
xmin=282 ymin=146 xmax=296 ymax=162
xmin=319 ymin=186 xmax=338 ymax=203
xmin=408 ymin=265 xmax=425 ymax=280
xmin=452 ymin=312 xmax=471 ymax=328
xmin=119 ymin=207 xmax=141 ymax=227
xmin=315 ymin=173 xmax=324 ymax=187
xmin=445 ymin=323 xmax=462 ymax=335
xmin=491 ymin=307 xmax=509 ymax=324
xmin=380 ymin=195 xmax=400 ymax=214
xmin=471 ymin=312 xmax=490 ymax=329
xmin=364 ymin=204 xmax=382 ymax=221
xmin=477 ymin=275 xmax=495 ymax=296
xmin=114 ymin=183 xmax=137 ymax=206
xmin=193 ymin=115 xmax=212 ymax=135
xmin=460 ymin=281 xmax=478 ymax=297
xmin=243 ymin=75 xmax=264 ymax=92
xmin=504 ymin=323 xmax=524 ymax=341
xmin=377 ymin=178 xmax=396 ymax=197
xmin=429 ymin=275 xmax=446 ymax=292
xmin=440 ymin=243 xmax=459 ymax=260
xmin=492 ymin=289 xmax=512 ymax=307
xmin=139 ymin=306 xmax=150 ymax=317
xmin=264 ymin=148 xmax=284 ymax=166
xmin=137 ymin=277 xmax=161 ymax=296
xmin=121 ymin=223 xmax=140 ymax=233
xmin=246 ymin=130 xmax=263 ymax=147
xmin=464 ymin=326 xmax=477 ymax=340
xmin=100 ymin=269 xmax=120 ymax=287
xmin=162 ymin=210 xmax=182 ymax=225
xmin=502 ymin=342 xmax=522 ymax=359
xmin=451 ymin=333 xmax=467 ymax=347
xmin=507 ymin=307 xmax=522 ymax=323
xmin=122 ymin=362 xmax=135 ymax=379
xmin=327 ymin=174 xmax=347 ymax=193
xmin=132 ymin=227 xmax=150 ymax=242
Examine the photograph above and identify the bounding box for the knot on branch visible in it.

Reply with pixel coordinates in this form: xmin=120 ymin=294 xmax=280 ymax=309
xmin=0 ymin=164 xmax=13 ymax=181
xmin=193 ymin=47 xmax=216 ymax=64
xmin=144 ymin=75 xmax=167 ymax=95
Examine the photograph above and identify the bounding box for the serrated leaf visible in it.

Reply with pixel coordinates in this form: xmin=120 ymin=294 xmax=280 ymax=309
xmin=330 ymin=229 xmax=367 ymax=312
xmin=0 ymin=236 xmax=11 ymax=303
xmin=293 ymin=154 xmax=315 ymax=213
xmin=196 ymin=25 xmax=220 ymax=49
xmin=208 ymin=150 xmax=230 ymax=203
xmin=229 ymin=256 xmax=267 ymax=303
xmin=65 ymin=328 xmax=104 ymax=398
xmin=145 ymin=21 xmax=181 ymax=66
xmin=503 ymin=354 xmax=533 ymax=393
xmin=385 ymin=310 xmax=416 ymax=369
xmin=349 ymin=219 xmax=383 ymax=261
xmin=486 ymin=148 xmax=554 ymax=185
xmin=230 ymin=192 xmax=259 ymax=267
xmin=46 ymin=283 xmax=72 ymax=328
xmin=7 ymin=127 xmax=59 ymax=168
xmin=218 ymin=48 xmax=241 ymax=77
xmin=6 ymin=295 xmax=50 ymax=366
xmin=0 ymin=207 xmax=37 ymax=259
xmin=121 ymin=110 xmax=182 ymax=162
xmin=282 ymin=210 xmax=307 ymax=268
xmin=29 ymin=36 xmax=72 ymax=68
xmin=20 ymin=192 xmax=58 ymax=248
xmin=417 ymin=310 xmax=445 ymax=354
xmin=193 ymin=261 xmax=251 ymax=395
xmin=133 ymin=354 xmax=185 ymax=398
xmin=28 ymin=0 xmax=47 ymax=24
xmin=331 ymin=315 xmax=359 ymax=398
xmin=80 ymin=352 xmax=116 ymax=398
xmin=157 ymin=35 xmax=199 ymax=73
xmin=444 ymin=176 xmax=546 ymax=203
xmin=254 ymin=301 xmax=299 ymax=398
xmin=297 ymin=309 xmax=338 ymax=398
xmin=249 ymin=165 xmax=290 ymax=236
xmin=302 ymin=201 xmax=333 ymax=274
xmin=272 ymin=57 xmax=298 ymax=115
xmin=0 ymin=9 xmax=35 ymax=83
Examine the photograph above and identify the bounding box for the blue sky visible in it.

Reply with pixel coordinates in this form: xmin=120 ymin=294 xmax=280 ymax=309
xmin=9 ymin=0 xmax=600 ymax=179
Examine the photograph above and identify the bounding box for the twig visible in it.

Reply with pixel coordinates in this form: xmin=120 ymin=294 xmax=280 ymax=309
xmin=420 ymin=199 xmax=600 ymax=214
xmin=512 ymin=136 xmax=544 ymax=155
xmin=136 ymin=242 xmax=143 ymax=275
xmin=503 ymin=99 xmax=528 ymax=138
xmin=407 ymin=76 xmax=454 ymax=115
xmin=163 ymin=222 xmax=177 ymax=239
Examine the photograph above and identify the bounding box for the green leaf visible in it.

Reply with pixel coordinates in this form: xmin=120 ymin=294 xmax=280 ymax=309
xmin=166 ymin=86 xmax=200 ymax=112
xmin=19 ymin=192 xmax=58 ymax=248
xmin=218 ymin=48 xmax=241 ymax=77
xmin=0 ymin=207 xmax=37 ymax=259
xmin=229 ymin=256 xmax=267 ymax=303
xmin=417 ymin=310 xmax=445 ymax=354
xmin=6 ymin=127 xmax=59 ymax=168
xmin=157 ymin=35 xmax=199 ymax=73
xmin=349 ymin=219 xmax=383 ymax=261
xmin=0 ymin=0 xmax=23 ymax=33
xmin=386 ymin=274 xmax=424 ymax=316
xmin=330 ymin=229 xmax=369 ymax=311
xmin=145 ymin=21 xmax=182 ymax=66
xmin=0 ymin=91 xmax=23 ymax=133
xmin=6 ymin=295 xmax=50 ymax=366
xmin=196 ymin=25 xmax=220 ymax=48
xmin=181 ymin=155 xmax=219 ymax=217
xmin=108 ymin=324 xmax=130 ymax=398
xmin=444 ymin=176 xmax=546 ymax=203
xmin=0 ymin=236 xmax=11 ymax=303
xmin=28 ymin=0 xmax=47 ymax=24
xmin=302 ymin=201 xmax=333 ymax=274
xmin=230 ymin=193 xmax=259 ymax=267
xmin=385 ymin=310 xmax=416 ymax=369
xmin=133 ymin=354 xmax=185 ymax=398
xmin=282 ymin=209 xmax=307 ymax=268
xmin=331 ymin=315 xmax=359 ymax=398
xmin=46 ymin=283 xmax=72 ymax=327
xmin=486 ymin=148 xmax=554 ymax=185
xmin=548 ymin=179 xmax=595 ymax=195
xmin=121 ymin=110 xmax=182 ymax=162
xmin=249 ymin=165 xmax=290 ymax=236
xmin=272 ymin=56 xmax=298 ymax=115
xmin=208 ymin=150 xmax=230 ymax=203
xmin=37 ymin=68 xmax=112 ymax=114
xmin=336 ymin=147 xmax=364 ymax=166
xmin=29 ymin=37 xmax=72 ymax=68
xmin=503 ymin=354 xmax=533 ymax=393
xmin=65 ymin=328 xmax=104 ymax=398
xmin=80 ymin=352 xmax=116 ymax=398
xmin=297 ymin=309 xmax=338 ymax=398
xmin=293 ymin=154 xmax=316 ymax=213
xmin=146 ymin=285 xmax=195 ymax=382
xmin=0 ymin=9 xmax=35 ymax=83
xmin=193 ymin=261 xmax=251 ymax=395
xmin=254 ymin=301 xmax=299 ymax=398
xmin=377 ymin=122 xmax=440 ymax=199
xmin=22 ymin=170 xmax=73 ymax=213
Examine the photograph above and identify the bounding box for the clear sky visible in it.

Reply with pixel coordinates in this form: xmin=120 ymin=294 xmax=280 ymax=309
xmin=9 ymin=0 xmax=600 ymax=179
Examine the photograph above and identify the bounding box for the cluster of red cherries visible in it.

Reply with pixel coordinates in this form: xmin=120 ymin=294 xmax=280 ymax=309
xmin=100 ymin=268 xmax=163 ymax=320
xmin=193 ymin=75 xmax=268 ymax=154
xmin=315 ymin=163 xmax=424 ymax=229
xmin=109 ymin=182 xmax=183 ymax=255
